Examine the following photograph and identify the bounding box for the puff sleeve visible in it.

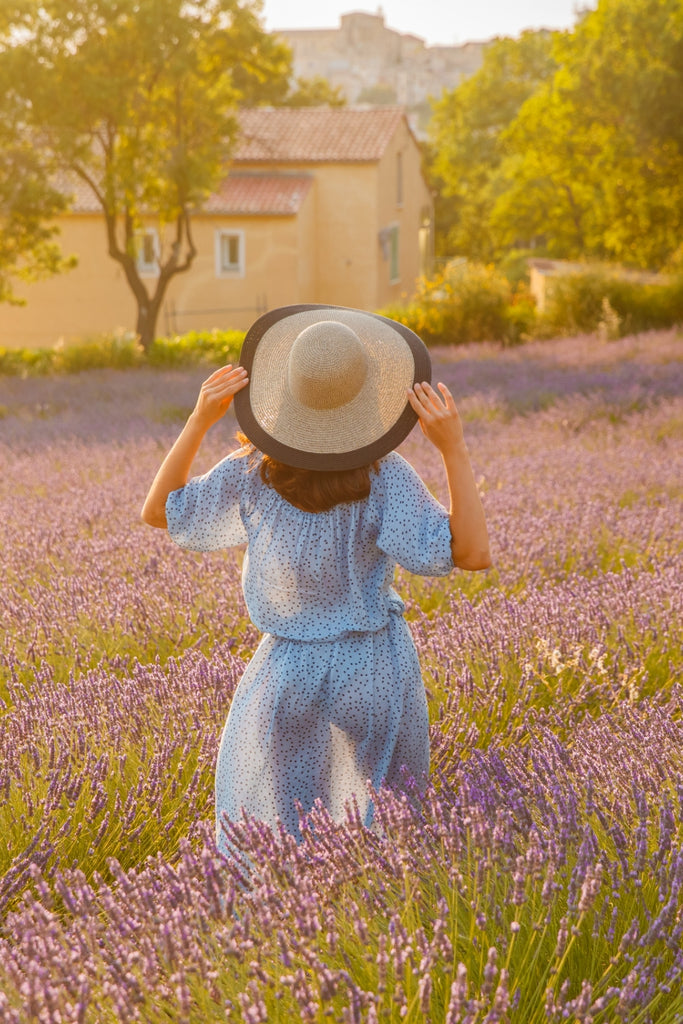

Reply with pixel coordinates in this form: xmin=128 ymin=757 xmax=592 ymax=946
xmin=165 ymin=450 xmax=249 ymax=551
xmin=375 ymin=452 xmax=454 ymax=577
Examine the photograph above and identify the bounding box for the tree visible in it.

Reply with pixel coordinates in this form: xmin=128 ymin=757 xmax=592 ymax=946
xmin=0 ymin=0 xmax=291 ymax=348
xmin=0 ymin=84 xmax=75 ymax=304
xmin=496 ymin=0 xmax=683 ymax=269
xmin=490 ymin=82 xmax=611 ymax=259
xmin=282 ymin=75 xmax=346 ymax=107
xmin=428 ymin=30 xmax=557 ymax=262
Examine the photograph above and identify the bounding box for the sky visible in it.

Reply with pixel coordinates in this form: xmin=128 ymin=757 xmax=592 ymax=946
xmin=262 ymin=0 xmax=596 ymax=47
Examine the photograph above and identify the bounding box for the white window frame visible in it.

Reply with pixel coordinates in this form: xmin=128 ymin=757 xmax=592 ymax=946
xmin=215 ymin=229 xmax=245 ymax=278
xmin=136 ymin=228 xmax=160 ymax=277
xmin=388 ymin=223 xmax=400 ymax=284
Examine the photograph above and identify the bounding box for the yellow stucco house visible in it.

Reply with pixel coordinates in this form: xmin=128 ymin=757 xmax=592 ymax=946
xmin=1 ymin=107 xmax=433 ymax=347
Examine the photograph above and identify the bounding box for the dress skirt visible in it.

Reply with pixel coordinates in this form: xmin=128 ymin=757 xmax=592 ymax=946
xmin=215 ymin=612 xmax=429 ymax=851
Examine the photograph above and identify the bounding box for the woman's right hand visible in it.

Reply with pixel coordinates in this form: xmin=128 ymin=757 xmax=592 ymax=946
xmin=190 ymin=364 xmax=249 ymax=432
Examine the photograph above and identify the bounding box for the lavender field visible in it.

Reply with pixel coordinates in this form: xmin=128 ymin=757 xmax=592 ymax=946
xmin=1 ymin=330 xmax=682 ymax=1023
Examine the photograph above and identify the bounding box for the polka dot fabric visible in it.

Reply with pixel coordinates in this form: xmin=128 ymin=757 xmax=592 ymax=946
xmin=166 ymin=449 xmax=454 ymax=849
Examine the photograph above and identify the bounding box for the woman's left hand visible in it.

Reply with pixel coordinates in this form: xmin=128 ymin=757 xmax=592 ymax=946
xmin=407 ymin=381 xmax=465 ymax=454
xmin=190 ymin=364 xmax=249 ymax=432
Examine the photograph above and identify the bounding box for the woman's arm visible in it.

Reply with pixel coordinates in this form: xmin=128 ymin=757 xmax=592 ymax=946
xmin=407 ymin=381 xmax=491 ymax=571
xmin=140 ymin=364 xmax=248 ymax=529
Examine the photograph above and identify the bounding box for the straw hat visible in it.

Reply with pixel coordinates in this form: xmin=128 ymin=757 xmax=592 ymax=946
xmin=234 ymin=304 xmax=431 ymax=470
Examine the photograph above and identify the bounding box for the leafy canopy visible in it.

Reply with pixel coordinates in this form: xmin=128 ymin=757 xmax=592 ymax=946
xmin=0 ymin=99 xmax=75 ymax=305
xmin=430 ymin=0 xmax=683 ymax=270
xmin=0 ymin=0 xmax=291 ymax=340
xmin=428 ymin=30 xmax=557 ymax=263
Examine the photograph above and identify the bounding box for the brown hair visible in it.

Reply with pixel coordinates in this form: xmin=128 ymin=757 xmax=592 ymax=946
xmin=236 ymin=433 xmax=377 ymax=513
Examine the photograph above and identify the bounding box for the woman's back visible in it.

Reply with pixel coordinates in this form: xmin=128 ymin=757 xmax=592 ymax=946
xmin=166 ymin=449 xmax=454 ymax=642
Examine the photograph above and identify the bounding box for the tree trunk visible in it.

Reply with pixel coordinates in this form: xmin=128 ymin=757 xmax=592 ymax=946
xmin=136 ymin=295 xmax=163 ymax=352
xmin=98 ymin=202 xmax=197 ymax=351
xmin=134 ymin=213 xmax=196 ymax=351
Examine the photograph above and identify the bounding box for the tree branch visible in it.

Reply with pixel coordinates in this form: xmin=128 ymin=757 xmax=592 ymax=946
xmin=70 ymin=161 xmax=106 ymax=211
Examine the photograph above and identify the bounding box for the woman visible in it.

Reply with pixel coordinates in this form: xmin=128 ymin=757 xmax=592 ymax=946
xmin=141 ymin=305 xmax=490 ymax=853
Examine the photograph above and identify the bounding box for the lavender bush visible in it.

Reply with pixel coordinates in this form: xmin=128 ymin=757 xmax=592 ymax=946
xmin=0 ymin=330 xmax=682 ymax=1022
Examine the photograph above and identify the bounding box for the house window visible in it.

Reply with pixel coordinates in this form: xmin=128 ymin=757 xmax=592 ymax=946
xmin=215 ymin=229 xmax=245 ymax=277
xmin=389 ymin=224 xmax=400 ymax=283
xmin=136 ymin=229 xmax=159 ymax=276
xmin=396 ymin=151 xmax=403 ymax=207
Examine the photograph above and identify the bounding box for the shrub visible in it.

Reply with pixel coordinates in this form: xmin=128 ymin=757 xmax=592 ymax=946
xmin=380 ymin=262 xmax=683 ymax=348
xmin=538 ymin=270 xmax=683 ymax=338
xmin=147 ymin=329 xmax=244 ymax=368
xmin=504 ymin=281 xmax=538 ymax=343
xmin=0 ymin=328 xmax=245 ymax=377
xmin=379 ymin=262 xmax=531 ymax=346
xmin=52 ymin=330 xmax=144 ymax=373
xmin=0 ymin=346 xmax=56 ymax=376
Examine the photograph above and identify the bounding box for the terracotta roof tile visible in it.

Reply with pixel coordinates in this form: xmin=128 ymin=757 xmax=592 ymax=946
xmin=56 ymin=106 xmax=405 ymax=215
xmin=52 ymin=171 xmax=100 ymax=213
xmin=204 ymin=173 xmax=312 ymax=215
xmin=235 ymin=106 xmax=406 ymax=163
xmin=57 ymin=171 xmax=312 ymax=216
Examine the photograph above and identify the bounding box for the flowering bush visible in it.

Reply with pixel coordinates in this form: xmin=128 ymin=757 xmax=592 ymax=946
xmin=0 ymin=331 xmax=682 ymax=1021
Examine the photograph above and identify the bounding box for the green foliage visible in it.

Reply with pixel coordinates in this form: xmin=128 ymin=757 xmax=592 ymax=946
xmin=495 ymin=0 xmax=683 ymax=269
xmin=537 ymin=270 xmax=683 ymax=338
xmin=0 ymin=332 xmax=143 ymax=376
xmin=380 ymin=261 xmax=683 ymax=345
xmin=54 ymin=331 xmax=145 ymax=373
xmin=282 ymin=75 xmax=346 ymax=107
xmin=379 ymin=263 xmax=534 ymax=345
xmin=0 ymin=93 xmax=76 ymax=303
xmin=428 ymin=30 xmax=558 ymax=262
xmin=147 ymin=329 xmax=244 ymax=368
xmin=492 ymin=84 xmax=609 ymax=259
xmin=0 ymin=346 xmax=55 ymax=377
xmin=0 ymin=328 xmax=245 ymax=376
xmin=429 ymin=0 xmax=683 ymax=271
xmin=0 ymin=0 xmax=292 ymax=347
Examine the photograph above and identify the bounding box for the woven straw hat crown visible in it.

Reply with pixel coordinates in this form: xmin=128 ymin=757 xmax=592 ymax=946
xmin=288 ymin=321 xmax=369 ymax=410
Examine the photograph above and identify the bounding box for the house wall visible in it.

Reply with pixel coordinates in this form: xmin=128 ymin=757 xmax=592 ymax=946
xmin=312 ymin=163 xmax=379 ymax=310
xmin=0 ymin=215 xmax=138 ymax=348
xmin=375 ymin=118 xmax=433 ymax=308
xmin=235 ymin=160 xmax=380 ymax=311
xmin=296 ymin=185 xmax=317 ymax=301
xmin=0 ymin=199 xmax=315 ymax=347
xmin=234 ymin=142 xmax=430 ymax=313
xmin=164 ymin=203 xmax=314 ymax=334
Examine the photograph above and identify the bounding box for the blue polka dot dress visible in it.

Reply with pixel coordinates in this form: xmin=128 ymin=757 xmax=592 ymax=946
xmin=166 ymin=449 xmax=453 ymax=851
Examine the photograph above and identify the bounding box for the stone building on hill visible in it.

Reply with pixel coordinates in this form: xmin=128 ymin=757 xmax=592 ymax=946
xmin=276 ymin=10 xmax=486 ymax=112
